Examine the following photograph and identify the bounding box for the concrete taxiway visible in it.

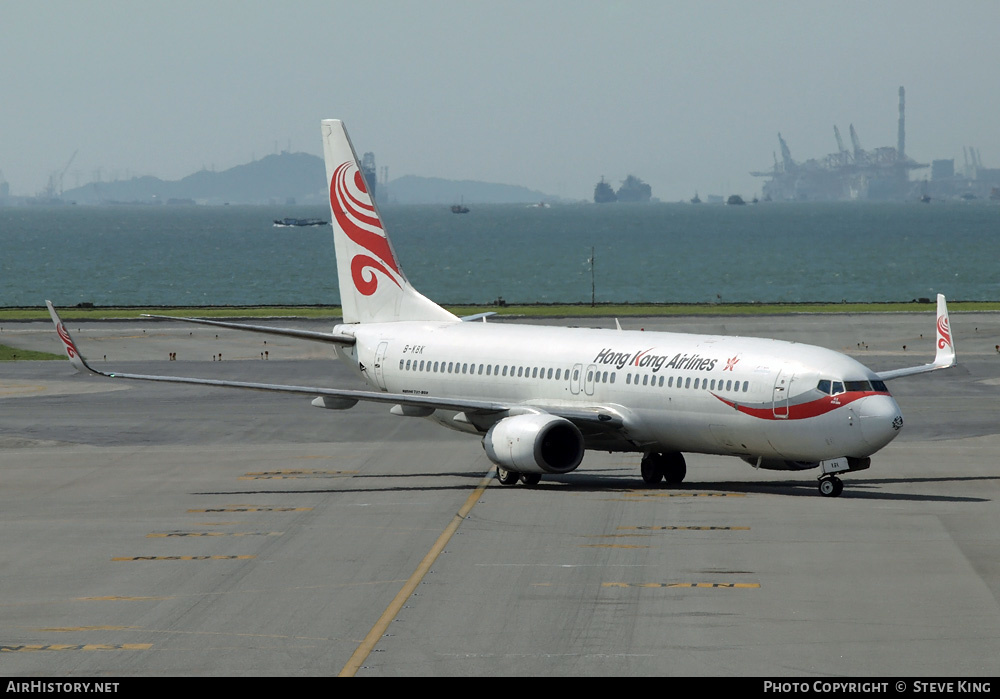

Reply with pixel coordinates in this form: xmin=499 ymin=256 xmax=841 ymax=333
xmin=1 ymin=311 xmax=999 ymax=676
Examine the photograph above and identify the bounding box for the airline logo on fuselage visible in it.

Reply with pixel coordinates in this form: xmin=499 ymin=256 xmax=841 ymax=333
xmin=593 ymin=347 xmax=718 ymax=373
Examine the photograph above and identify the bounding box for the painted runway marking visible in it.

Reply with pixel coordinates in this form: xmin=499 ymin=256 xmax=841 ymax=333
xmin=616 ymin=526 xmax=750 ymax=531
xmin=41 ymin=626 xmax=138 ymax=632
xmin=187 ymin=507 xmax=311 ymax=512
xmin=581 ymin=544 xmax=650 ymax=549
xmin=78 ymin=596 xmax=170 ymax=602
xmin=240 ymin=469 xmax=358 ymax=480
xmin=617 ymin=492 xmax=746 ymax=498
xmin=603 ymin=582 xmax=760 ymax=589
xmin=146 ymin=531 xmax=282 ymax=538
xmin=112 ymin=555 xmax=256 ymax=561
xmin=1 ymin=644 xmax=152 ymax=652
xmin=339 ymin=472 xmax=495 ymax=677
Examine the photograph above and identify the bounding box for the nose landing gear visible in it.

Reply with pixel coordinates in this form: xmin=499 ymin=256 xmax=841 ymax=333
xmin=818 ymin=475 xmax=844 ymax=497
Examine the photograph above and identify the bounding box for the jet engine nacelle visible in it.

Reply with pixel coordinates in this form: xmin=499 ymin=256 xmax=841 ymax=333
xmin=482 ymin=414 xmax=585 ymax=475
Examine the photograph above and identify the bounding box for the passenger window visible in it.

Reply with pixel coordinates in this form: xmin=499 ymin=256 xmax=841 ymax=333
xmin=685 ymin=377 xmax=691 ymax=389
xmin=433 ymin=361 xmax=439 ymax=372
xmin=502 ymin=366 xmax=508 ymax=376
xmin=603 ymin=371 xmax=608 ymax=383
xmin=532 ymin=368 xmax=538 ymax=378
xmin=587 ymin=370 xmax=593 ymax=382
xmin=641 ymin=375 xmax=647 ymax=386
xmin=610 ymin=373 xmax=615 ymax=384
xmin=547 ymin=368 xmax=553 ymax=379
xmin=555 ymin=368 xmax=561 ymax=380
xmin=668 ymin=377 xmax=673 ymax=387
xmin=694 ymin=378 xmax=700 ymax=389
xmin=573 ymin=369 xmax=579 ymax=381
xmin=742 ymin=381 xmax=749 ymax=392
xmin=626 ymin=374 xmax=631 ymax=385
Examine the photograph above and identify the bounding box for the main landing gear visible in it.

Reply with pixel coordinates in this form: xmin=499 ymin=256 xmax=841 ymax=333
xmin=818 ymin=475 xmax=844 ymax=498
xmin=495 ymin=467 xmax=541 ymax=486
xmin=640 ymin=452 xmax=687 ymax=485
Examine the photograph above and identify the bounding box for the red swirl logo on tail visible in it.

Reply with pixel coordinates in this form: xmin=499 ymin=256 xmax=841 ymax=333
xmin=330 ymin=162 xmax=401 ymax=296
xmin=56 ymin=323 xmax=77 ymax=358
xmin=937 ymin=314 xmax=951 ymax=350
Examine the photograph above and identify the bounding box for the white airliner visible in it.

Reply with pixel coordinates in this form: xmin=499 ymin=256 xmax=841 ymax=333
xmin=47 ymin=119 xmax=957 ymax=497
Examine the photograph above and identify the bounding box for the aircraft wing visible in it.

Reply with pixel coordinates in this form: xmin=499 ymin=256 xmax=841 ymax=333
xmin=876 ymin=294 xmax=957 ymax=380
xmin=140 ymin=313 xmax=356 ymax=345
xmin=47 ymin=302 xmax=626 ymax=431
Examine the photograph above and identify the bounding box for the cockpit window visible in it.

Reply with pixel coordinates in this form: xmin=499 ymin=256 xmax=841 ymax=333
xmin=831 ymin=381 xmax=844 ymax=395
xmin=817 ymin=379 xmax=831 ymax=394
xmin=870 ymin=379 xmax=889 ymax=393
xmin=844 ymin=380 xmax=871 ymax=392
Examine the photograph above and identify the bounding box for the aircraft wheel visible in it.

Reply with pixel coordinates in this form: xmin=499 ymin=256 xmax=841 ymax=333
xmin=640 ymin=455 xmax=664 ymax=485
xmin=521 ymin=473 xmax=541 ymax=486
xmin=496 ymin=467 xmax=520 ymax=486
xmin=663 ymin=453 xmax=687 ymax=484
xmin=819 ymin=476 xmax=843 ymax=497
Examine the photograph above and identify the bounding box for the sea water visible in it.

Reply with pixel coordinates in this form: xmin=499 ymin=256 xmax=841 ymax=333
xmin=1 ymin=201 xmax=997 ymax=307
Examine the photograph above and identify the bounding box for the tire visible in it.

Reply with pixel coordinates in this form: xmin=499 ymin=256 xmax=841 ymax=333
xmin=496 ymin=467 xmax=520 ymax=485
xmin=819 ymin=477 xmax=842 ymax=497
xmin=663 ymin=453 xmax=687 ymax=484
xmin=640 ymin=455 xmax=663 ymax=484
xmin=520 ymin=473 xmax=541 ymax=486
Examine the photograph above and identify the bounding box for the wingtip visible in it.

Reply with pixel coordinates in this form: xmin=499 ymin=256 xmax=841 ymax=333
xmin=45 ymin=301 xmax=97 ymax=374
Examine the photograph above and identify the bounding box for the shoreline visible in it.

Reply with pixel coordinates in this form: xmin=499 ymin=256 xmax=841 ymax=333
xmin=3 ymin=300 xmax=1000 ymax=322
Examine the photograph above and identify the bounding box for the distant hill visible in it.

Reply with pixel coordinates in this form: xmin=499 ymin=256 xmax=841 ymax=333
xmin=62 ymin=152 xmax=327 ymax=205
xmin=61 ymin=153 xmax=560 ymax=206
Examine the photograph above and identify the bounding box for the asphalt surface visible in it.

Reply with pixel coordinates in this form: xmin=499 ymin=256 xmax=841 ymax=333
xmin=1 ymin=311 xmax=998 ymax=677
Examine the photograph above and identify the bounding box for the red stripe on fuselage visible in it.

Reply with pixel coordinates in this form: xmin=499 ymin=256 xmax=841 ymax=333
xmin=713 ymin=390 xmax=889 ymax=420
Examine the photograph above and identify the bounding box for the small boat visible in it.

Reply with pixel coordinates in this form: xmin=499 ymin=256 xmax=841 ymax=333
xmin=273 ymin=218 xmax=328 ymax=227
xmin=450 ymin=204 xmax=469 ymax=214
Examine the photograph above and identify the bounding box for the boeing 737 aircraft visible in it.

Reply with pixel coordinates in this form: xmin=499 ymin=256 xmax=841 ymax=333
xmin=47 ymin=119 xmax=957 ymax=497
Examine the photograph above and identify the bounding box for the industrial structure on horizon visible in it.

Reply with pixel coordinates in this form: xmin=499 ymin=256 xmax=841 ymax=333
xmin=752 ymin=87 xmax=999 ymax=202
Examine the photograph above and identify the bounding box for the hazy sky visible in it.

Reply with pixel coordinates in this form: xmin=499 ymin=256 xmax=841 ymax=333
xmin=3 ymin=1 xmax=998 ymax=201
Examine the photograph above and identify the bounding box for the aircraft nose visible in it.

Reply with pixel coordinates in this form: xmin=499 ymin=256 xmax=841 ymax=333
xmin=856 ymin=395 xmax=904 ymax=452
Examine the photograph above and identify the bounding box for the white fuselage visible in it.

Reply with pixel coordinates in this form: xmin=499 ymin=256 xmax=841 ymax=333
xmin=335 ymin=320 xmax=904 ymax=465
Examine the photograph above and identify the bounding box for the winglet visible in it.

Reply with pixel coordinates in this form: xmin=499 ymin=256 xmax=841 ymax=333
xmin=45 ymin=301 xmax=101 ymax=375
xmin=876 ymin=293 xmax=957 ymax=380
xmin=932 ymin=293 xmax=956 ymax=370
